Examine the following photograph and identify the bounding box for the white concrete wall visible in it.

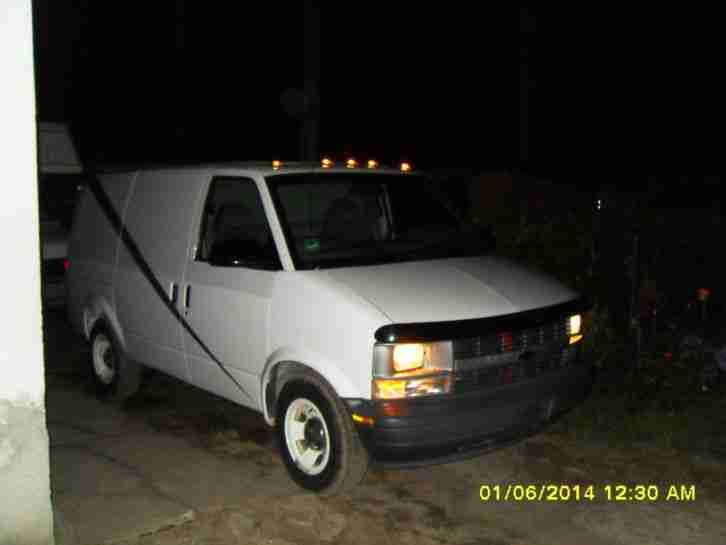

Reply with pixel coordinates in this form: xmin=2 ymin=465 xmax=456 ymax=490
xmin=0 ymin=1 xmax=54 ymax=544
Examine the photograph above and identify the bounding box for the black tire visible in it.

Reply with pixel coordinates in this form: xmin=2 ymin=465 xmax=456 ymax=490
xmin=276 ymin=371 xmax=369 ymax=494
xmin=89 ymin=320 xmax=141 ymax=402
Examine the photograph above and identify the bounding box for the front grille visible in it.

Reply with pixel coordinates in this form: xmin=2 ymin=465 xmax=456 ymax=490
xmin=453 ymin=317 xmax=579 ymax=392
xmin=454 ymin=317 xmax=568 ymax=359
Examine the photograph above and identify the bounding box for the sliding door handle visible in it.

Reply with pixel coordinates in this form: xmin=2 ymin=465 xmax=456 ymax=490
xmin=184 ymin=284 xmax=191 ymax=310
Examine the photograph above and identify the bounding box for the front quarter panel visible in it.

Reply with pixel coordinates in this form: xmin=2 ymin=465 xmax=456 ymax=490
xmin=264 ymin=271 xmax=391 ymax=420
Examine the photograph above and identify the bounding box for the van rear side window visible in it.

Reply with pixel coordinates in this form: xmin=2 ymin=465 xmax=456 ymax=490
xmin=197 ymin=177 xmax=277 ymax=267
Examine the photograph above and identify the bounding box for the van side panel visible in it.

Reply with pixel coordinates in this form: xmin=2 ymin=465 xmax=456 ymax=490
xmin=67 ymin=172 xmax=135 ymax=338
xmin=182 ymin=266 xmax=275 ymax=410
xmin=114 ymin=169 xmax=200 ymax=382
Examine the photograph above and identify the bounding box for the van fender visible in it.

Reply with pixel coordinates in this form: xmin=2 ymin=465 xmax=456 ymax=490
xmin=260 ymin=346 xmax=364 ymax=426
xmin=82 ymin=295 xmax=127 ymax=351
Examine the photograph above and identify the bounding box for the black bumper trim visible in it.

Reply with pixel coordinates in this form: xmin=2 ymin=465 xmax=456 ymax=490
xmin=345 ymin=362 xmax=593 ymax=469
xmin=363 ymin=420 xmax=543 ymax=470
xmin=374 ymin=296 xmax=591 ymax=343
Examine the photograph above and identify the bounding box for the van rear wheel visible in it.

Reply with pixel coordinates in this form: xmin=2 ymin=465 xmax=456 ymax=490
xmin=276 ymin=372 xmax=369 ymax=494
xmin=89 ymin=320 xmax=140 ymax=401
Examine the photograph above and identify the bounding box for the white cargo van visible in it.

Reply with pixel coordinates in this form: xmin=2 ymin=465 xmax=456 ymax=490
xmin=67 ymin=162 xmax=591 ymax=493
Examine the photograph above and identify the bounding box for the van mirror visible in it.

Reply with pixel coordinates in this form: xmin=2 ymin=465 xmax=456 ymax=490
xmin=208 ymin=239 xmax=280 ymax=270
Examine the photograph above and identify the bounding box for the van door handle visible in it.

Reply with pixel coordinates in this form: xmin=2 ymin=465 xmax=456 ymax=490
xmin=170 ymin=282 xmax=179 ymax=305
xmin=184 ymin=285 xmax=191 ymax=311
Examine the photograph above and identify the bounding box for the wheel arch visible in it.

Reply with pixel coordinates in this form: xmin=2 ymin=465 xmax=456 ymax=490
xmin=260 ymin=348 xmax=364 ymax=426
xmin=83 ymin=295 xmax=127 ymax=351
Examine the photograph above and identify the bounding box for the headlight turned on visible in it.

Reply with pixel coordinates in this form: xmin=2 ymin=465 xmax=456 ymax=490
xmin=372 ymin=341 xmax=453 ymax=399
xmin=392 ymin=343 xmax=425 ymax=372
xmin=569 ymin=314 xmax=583 ymax=345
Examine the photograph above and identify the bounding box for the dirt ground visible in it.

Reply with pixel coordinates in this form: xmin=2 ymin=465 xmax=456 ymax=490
xmin=44 ymin=310 xmax=726 ymax=545
xmin=117 ymin=433 xmax=726 ymax=545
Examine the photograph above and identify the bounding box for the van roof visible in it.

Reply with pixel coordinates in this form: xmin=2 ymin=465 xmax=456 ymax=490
xmin=95 ymin=161 xmax=416 ymax=177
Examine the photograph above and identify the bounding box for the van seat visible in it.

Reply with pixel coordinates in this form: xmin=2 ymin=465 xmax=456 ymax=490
xmin=213 ymin=204 xmax=268 ymax=247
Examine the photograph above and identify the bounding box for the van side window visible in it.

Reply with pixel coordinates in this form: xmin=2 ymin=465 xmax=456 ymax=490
xmin=197 ymin=177 xmax=279 ymax=269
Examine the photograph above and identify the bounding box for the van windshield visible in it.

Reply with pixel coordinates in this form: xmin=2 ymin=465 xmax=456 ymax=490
xmin=266 ymin=173 xmax=491 ymax=270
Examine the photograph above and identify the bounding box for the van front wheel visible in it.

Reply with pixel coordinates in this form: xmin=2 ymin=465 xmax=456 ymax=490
xmin=276 ymin=374 xmax=368 ymax=494
xmin=89 ymin=320 xmax=140 ymax=401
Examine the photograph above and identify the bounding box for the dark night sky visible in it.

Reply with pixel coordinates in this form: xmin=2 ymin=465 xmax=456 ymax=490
xmin=33 ymin=3 xmax=512 ymax=170
xmin=32 ymin=4 xmax=726 ymax=186
xmin=520 ymin=7 xmax=725 ymax=186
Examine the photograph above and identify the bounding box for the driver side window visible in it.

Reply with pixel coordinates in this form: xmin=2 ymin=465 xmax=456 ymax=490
xmin=197 ymin=177 xmax=278 ymax=268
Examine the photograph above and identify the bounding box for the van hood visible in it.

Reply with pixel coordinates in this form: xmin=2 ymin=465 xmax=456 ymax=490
xmin=323 ymin=257 xmax=577 ymax=324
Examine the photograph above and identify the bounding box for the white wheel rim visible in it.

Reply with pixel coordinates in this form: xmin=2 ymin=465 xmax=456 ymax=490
xmin=92 ymin=334 xmax=115 ymax=385
xmin=284 ymin=398 xmax=331 ymax=476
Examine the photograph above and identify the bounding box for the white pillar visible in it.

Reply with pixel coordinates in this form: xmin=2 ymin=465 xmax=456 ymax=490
xmin=0 ymin=1 xmax=54 ymax=544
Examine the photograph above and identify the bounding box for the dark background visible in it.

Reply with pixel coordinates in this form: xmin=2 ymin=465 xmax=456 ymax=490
xmin=518 ymin=7 xmax=724 ymax=188
xmin=32 ymin=4 xmax=725 ymax=188
xmin=32 ymin=3 xmax=511 ymax=170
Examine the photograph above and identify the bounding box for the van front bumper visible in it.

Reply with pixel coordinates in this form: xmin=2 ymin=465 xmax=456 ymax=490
xmin=344 ymin=362 xmax=593 ymax=469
